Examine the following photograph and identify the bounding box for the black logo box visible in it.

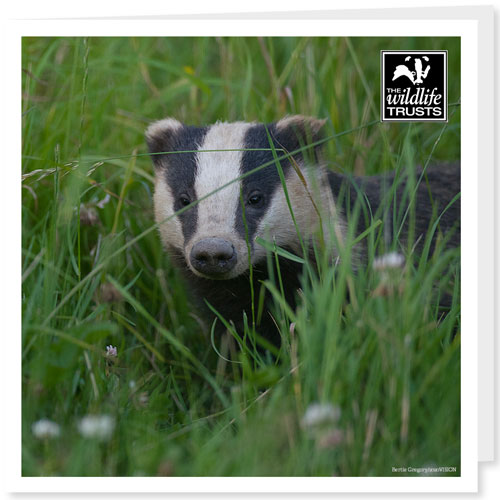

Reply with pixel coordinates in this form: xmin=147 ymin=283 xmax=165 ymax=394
xmin=380 ymin=50 xmax=448 ymax=122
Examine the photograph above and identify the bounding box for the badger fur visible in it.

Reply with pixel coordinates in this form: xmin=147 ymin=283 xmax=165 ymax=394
xmin=146 ymin=115 xmax=460 ymax=340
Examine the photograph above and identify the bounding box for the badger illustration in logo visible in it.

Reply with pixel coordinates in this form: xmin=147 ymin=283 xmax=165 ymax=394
xmin=146 ymin=115 xmax=460 ymax=339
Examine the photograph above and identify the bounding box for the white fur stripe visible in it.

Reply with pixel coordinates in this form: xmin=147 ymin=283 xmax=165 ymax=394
xmin=154 ymin=175 xmax=184 ymax=250
xmin=193 ymin=122 xmax=252 ymax=238
xmin=183 ymin=121 xmax=253 ymax=277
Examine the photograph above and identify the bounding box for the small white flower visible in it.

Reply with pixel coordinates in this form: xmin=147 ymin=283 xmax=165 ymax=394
xmin=96 ymin=193 xmax=111 ymax=209
xmin=373 ymin=252 xmax=405 ymax=271
xmin=78 ymin=415 xmax=115 ymax=441
xmin=32 ymin=419 xmax=60 ymax=439
xmin=302 ymin=403 xmax=341 ymax=429
xmin=79 ymin=204 xmax=100 ymax=226
xmin=138 ymin=391 xmax=149 ymax=407
xmin=106 ymin=345 xmax=118 ymax=357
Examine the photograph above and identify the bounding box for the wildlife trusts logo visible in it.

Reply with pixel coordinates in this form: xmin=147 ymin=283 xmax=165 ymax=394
xmin=381 ymin=51 xmax=448 ymax=122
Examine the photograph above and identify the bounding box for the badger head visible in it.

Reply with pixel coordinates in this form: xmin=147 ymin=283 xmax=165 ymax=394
xmin=146 ymin=115 xmax=339 ymax=280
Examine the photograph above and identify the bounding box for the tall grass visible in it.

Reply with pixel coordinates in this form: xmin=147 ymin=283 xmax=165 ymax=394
xmin=22 ymin=36 xmax=460 ymax=476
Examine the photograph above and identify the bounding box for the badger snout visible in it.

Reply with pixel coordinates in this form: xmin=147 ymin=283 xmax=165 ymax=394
xmin=189 ymin=238 xmax=237 ymax=277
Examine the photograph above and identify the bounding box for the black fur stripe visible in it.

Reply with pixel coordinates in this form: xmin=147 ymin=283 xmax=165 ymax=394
xmin=236 ymin=123 xmax=291 ymax=242
xmin=155 ymin=125 xmax=208 ymax=245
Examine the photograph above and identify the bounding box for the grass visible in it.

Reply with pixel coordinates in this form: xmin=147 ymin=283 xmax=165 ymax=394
xmin=22 ymin=36 xmax=460 ymax=477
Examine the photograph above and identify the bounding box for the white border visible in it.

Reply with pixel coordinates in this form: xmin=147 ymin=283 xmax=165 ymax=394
xmin=4 ymin=16 xmax=479 ymax=494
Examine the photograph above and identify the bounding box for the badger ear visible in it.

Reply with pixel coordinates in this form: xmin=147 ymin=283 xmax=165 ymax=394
xmin=274 ymin=115 xmax=326 ymax=153
xmin=145 ymin=117 xmax=184 ymax=167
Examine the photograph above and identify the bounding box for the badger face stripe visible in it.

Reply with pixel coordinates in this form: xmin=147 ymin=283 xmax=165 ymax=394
xmin=238 ymin=122 xmax=342 ymax=263
xmin=151 ymin=122 xmax=208 ymax=251
xmin=184 ymin=121 xmax=254 ymax=278
xmin=237 ymin=122 xmax=321 ymax=252
xmin=236 ymin=123 xmax=291 ymax=244
xmin=164 ymin=125 xmax=208 ymax=244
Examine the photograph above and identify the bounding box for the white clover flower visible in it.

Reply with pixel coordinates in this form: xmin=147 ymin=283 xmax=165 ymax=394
xmin=302 ymin=403 xmax=341 ymax=430
xmin=77 ymin=415 xmax=115 ymax=441
xmin=96 ymin=193 xmax=111 ymax=209
xmin=106 ymin=345 xmax=118 ymax=357
xmin=138 ymin=391 xmax=149 ymax=407
xmin=79 ymin=203 xmax=100 ymax=226
xmin=32 ymin=419 xmax=60 ymax=439
xmin=373 ymin=252 xmax=405 ymax=271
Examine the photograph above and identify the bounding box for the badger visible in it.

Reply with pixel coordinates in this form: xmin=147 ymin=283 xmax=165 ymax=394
xmin=146 ymin=115 xmax=460 ymax=340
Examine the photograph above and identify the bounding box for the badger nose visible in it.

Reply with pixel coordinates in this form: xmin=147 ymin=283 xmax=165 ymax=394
xmin=190 ymin=238 xmax=237 ymax=276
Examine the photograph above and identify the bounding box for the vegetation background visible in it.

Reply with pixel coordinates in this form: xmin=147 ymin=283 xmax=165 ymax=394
xmin=22 ymin=36 xmax=460 ymax=476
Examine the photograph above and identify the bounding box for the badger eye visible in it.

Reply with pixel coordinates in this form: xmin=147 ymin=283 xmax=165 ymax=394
xmin=247 ymin=191 xmax=264 ymax=208
xmin=179 ymin=195 xmax=191 ymax=207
